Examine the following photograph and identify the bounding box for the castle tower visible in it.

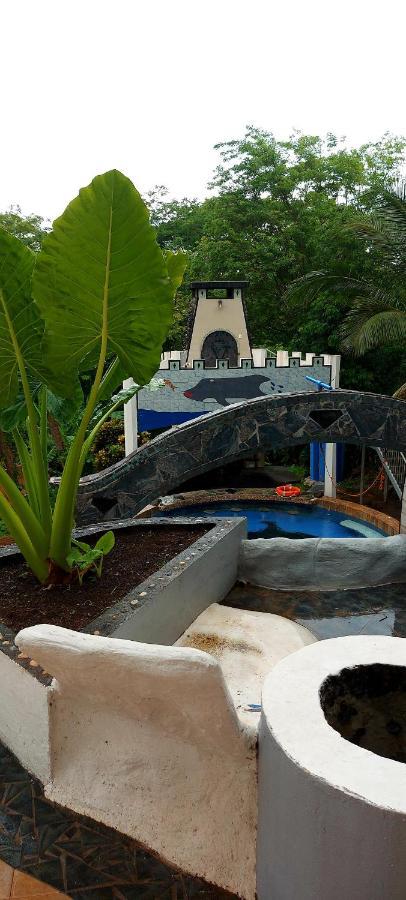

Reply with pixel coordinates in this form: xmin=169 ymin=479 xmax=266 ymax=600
xmin=186 ymin=280 xmax=251 ymax=367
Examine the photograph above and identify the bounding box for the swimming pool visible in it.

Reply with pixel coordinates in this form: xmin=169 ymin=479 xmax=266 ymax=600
xmin=160 ymin=500 xmax=387 ymax=539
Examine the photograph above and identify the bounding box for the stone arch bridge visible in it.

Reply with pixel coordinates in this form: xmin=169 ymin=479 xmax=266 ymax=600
xmin=76 ymin=390 xmax=406 ymax=524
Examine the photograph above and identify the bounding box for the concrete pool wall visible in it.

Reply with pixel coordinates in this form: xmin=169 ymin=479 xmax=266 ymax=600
xmin=238 ymin=534 xmax=406 ymax=591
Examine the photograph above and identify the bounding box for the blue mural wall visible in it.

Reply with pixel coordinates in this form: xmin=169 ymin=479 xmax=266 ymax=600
xmin=137 ymin=356 xmax=333 ymax=431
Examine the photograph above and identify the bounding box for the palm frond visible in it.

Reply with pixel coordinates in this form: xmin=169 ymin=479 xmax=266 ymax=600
xmin=369 ymin=180 xmax=406 ymax=248
xmin=340 ymin=291 xmax=406 ymax=354
xmin=340 ymin=182 xmax=406 ymax=268
xmin=285 ymin=272 xmax=373 ymax=305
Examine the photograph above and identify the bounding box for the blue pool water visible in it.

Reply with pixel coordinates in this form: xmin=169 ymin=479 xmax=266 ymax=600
xmin=161 ymin=501 xmax=387 ymax=539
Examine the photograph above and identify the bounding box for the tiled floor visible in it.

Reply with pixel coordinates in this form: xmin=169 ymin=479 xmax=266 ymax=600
xmin=0 ymin=861 xmax=67 ymax=897
xmin=0 ymin=742 xmax=233 ymax=899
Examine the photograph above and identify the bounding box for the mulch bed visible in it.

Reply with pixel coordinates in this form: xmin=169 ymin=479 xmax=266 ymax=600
xmin=0 ymin=525 xmax=209 ymax=633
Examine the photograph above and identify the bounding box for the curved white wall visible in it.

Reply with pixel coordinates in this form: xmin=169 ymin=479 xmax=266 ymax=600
xmin=257 ymin=636 xmax=406 ymax=900
xmin=238 ymin=535 xmax=406 ymax=590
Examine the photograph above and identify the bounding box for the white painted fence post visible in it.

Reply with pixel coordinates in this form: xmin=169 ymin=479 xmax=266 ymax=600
xmin=123 ymin=378 xmax=138 ymax=456
xmin=324 ymin=442 xmax=337 ymax=499
xmin=323 ymin=354 xmax=340 ymax=498
xmin=401 ymin=481 xmax=406 ymax=534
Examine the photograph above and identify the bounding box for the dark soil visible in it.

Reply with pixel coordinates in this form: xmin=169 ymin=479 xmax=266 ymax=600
xmin=0 ymin=525 xmax=209 ymax=634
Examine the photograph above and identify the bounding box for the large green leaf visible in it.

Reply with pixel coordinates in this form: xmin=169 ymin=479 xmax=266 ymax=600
xmin=33 ymin=170 xmax=184 ymax=395
xmin=0 ymin=229 xmax=44 ymax=406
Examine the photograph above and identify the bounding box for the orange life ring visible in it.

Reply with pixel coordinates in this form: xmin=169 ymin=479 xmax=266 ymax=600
xmin=276 ymin=484 xmax=301 ymax=499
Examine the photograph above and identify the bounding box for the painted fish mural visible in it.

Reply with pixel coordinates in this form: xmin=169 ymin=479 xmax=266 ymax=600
xmin=183 ymin=373 xmax=284 ymax=405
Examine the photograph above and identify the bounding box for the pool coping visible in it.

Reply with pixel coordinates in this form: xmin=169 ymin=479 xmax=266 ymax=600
xmin=139 ymin=488 xmax=400 ymax=536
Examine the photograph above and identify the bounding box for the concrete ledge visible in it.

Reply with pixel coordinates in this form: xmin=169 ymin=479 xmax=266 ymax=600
xmin=238 ymin=534 xmax=406 ymax=590
xmin=176 ymin=603 xmax=317 ymax=734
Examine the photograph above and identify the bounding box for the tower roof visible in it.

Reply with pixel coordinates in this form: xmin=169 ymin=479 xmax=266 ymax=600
xmin=189 ymin=280 xmax=249 ymax=290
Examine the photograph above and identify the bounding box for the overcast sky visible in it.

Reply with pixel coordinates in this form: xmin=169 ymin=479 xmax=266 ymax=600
xmin=3 ymin=0 xmax=406 ymax=221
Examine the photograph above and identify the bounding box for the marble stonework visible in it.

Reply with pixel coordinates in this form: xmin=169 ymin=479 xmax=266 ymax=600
xmin=74 ymin=390 xmax=406 ymax=525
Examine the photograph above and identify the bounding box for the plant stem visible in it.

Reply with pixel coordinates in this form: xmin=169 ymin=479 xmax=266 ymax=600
xmin=0 ymin=290 xmax=52 ymax=544
xmin=49 ymin=208 xmax=113 ymax=568
xmin=0 ymin=489 xmax=48 ymax=582
xmin=95 ymin=357 xmax=122 ymax=404
xmin=0 ymin=461 xmax=47 ymax=557
xmin=13 ymin=429 xmax=41 ymax=518
xmin=39 ymin=387 xmax=48 ymax=474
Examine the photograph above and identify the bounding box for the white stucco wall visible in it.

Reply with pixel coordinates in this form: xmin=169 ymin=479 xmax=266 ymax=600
xmin=0 ymin=651 xmax=50 ymax=782
xmin=187 ymin=298 xmax=251 ymax=364
xmin=257 ymin=636 xmax=406 ymax=900
xmin=16 ymin=625 xmax=257 ymax=899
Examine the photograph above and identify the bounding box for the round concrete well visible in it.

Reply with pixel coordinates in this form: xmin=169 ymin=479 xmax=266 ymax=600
xmin=320 ymin=663 xmax=406 ymax=763
xmin=257 ymin=636 xmax=406 ymax=900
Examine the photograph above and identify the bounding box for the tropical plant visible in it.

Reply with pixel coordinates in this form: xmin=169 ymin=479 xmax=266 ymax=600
xmin=285 ymin=181 xmax=406 ymax=391
xmin=0 ymin=169 xmax=186 ymax=584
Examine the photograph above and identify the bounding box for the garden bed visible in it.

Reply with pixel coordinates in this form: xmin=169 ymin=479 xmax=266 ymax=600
xmin=0 ymin=516 xmax=246 ymax=689
xmin=0 ymin=524 xmax=210 ymax=633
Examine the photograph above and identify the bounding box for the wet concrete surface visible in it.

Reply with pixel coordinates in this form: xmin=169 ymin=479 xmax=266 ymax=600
xmin=223 ymin=581 xmax=406 ymax=640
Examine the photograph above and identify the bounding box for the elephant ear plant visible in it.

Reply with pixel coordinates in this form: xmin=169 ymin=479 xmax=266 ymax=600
xmin=0 ymin=170 xmax=186 ymax=585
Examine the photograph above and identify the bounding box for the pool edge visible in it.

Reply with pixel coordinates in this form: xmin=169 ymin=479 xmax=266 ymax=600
xmin=138 ymin=489 xmax=400 ymax=537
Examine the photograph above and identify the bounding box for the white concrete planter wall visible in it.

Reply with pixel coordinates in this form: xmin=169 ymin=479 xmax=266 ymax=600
xmin=257 ymin=636 xmax=406 ymax=900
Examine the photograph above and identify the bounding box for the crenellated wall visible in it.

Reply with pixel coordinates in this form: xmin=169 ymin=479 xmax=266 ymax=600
xmin=138 ymin=353 xmax=337 ymax=430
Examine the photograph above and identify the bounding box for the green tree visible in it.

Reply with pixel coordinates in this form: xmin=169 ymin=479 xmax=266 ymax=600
xmin=286 ymin=182 xmax=406 ymax=395
xmin=0 ymin=205 xmax=49 ymax=251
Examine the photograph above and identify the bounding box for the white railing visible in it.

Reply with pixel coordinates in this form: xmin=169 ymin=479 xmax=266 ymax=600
xmin=375 ymin=448 xmax=406 ymax=500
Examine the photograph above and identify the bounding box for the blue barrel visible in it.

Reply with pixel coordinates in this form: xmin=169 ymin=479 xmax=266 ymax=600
xmin=310 ymin=443 xmax=345 ymax=482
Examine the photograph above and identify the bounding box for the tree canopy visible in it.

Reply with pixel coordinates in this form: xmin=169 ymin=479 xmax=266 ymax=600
xmin=0 ymin=206 xmax=49 ymax=252
xmin=150 ymin=128 xmax=406 ymax=394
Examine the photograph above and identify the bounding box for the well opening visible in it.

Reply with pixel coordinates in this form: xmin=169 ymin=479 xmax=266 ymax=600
xmin=320 ymin=663 xmax=406 ymax=763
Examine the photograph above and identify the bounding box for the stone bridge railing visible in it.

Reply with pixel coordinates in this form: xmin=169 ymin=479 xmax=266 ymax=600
xmin=76 ymin=390 xmax=406 ymax=524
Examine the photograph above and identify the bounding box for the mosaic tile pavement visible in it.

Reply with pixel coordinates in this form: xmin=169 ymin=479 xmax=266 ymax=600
xmin=0 ymin=743 xmax=234 ymax=899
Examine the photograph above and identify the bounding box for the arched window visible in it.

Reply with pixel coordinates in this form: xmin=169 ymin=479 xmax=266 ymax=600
xmin=201 ymin=331 xmax=238 ymax=367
